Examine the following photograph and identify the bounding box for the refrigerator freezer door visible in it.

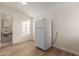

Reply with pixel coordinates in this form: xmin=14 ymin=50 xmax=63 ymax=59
xmin=35 ymin=19 xmax=46 ymax=28
xmin=35 ymin=28 xmax=46 ymax=50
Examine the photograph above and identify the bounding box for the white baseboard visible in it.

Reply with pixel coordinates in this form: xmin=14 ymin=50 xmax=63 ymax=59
xmin=53 ymin=45 xmax=79 ymax=55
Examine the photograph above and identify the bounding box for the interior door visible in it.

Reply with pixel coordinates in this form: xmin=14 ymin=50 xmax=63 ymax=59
xmin=1 ymin=14 xmax=13 ymax=47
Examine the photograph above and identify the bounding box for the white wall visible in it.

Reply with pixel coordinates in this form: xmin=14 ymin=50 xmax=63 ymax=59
xmin=53 ymin=4 xmax=79 ymax=55
xmin=0 ymin=15 xmax=1 ymax=41
xmin=0 ymin=5 xmax=33 ymax=44
xmin=34 ymin=4 xmax=79 ymax=55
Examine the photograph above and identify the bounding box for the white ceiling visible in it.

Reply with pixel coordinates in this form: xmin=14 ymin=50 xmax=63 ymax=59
xmin=0 ymin=2 xmax=77 ymax=17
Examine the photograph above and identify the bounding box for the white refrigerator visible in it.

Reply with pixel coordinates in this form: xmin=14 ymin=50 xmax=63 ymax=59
xmin=35 ymin=17 xmax=52 ymax=50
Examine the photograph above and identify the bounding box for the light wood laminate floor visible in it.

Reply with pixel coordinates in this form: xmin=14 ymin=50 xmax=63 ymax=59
xmin=0 ymin=40 xmax=76 ymax=56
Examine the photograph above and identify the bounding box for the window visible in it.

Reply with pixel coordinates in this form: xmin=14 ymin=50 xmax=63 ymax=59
xmin=26 ymin=20 xmax=30 ymax=34
xmin=22 ymin=20 xmax=30 ymax=35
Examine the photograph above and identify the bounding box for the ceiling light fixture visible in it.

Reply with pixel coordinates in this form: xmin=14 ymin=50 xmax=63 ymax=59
xmin=21 ymin=2 xmax=27 ymax=5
